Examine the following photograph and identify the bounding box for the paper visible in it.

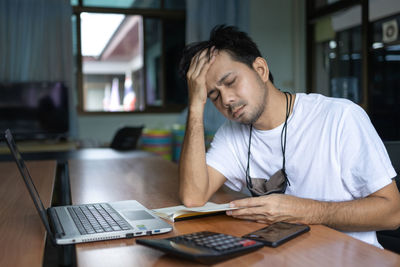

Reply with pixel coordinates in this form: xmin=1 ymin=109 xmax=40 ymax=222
xmin=152 ymin=202 xmax=237 ymax=222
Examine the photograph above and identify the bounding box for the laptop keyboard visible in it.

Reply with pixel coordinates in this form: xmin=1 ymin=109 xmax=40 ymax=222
xmin=68 ymin=203 xmax=132 ymax=235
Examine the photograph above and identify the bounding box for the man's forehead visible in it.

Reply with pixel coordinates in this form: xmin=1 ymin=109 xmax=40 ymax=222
xmin=208 ymin=52 xmax=236 ymax=76
xmin=213 ymin=50 xmax=234 ymax=62
xmin=206 ymin=67 xmax=232 ymax=86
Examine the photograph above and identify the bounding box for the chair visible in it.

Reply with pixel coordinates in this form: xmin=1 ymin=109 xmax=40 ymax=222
xmin=110 ymin=126 xmax=144 ymax=151
xmin=376 ymin=141 xmax=400 ymax=254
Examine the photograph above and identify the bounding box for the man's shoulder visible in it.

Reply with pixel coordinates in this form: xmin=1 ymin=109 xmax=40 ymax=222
xmin=297 ymin=93 xmax=358 ymax=114
xmin=298 ymin=93 xmax=354 ymax=105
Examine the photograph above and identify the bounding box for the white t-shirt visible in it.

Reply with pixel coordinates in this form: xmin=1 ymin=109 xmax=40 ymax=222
xmin=206 ymin=93 xmax=396 ymax=247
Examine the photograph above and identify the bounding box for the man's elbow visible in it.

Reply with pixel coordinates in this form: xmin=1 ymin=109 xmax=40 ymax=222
xmin=179 ymin=191 xmax=207 ymax=208
xmin=383 ymin=204 xmax=400 ymax=230
xmin=392 ymin=221 xmax=400 ymax=230
xmin=384 ymin=218 xmax=400 ymax=230
xmin=387 ymin=211 xmax=400 ymax=230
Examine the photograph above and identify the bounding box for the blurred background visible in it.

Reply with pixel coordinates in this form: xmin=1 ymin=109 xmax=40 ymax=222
xmin=0 ymin=0 xmax=399 ymax=159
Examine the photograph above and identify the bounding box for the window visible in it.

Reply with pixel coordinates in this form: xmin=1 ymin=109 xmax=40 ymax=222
xmin=307 ymin=0 xmax=400 ymax=140
xmin=312 ymin=0 xmax=343 ymax=10
xmin=369 ymin=14 xmax=400 ymax=140
xmin=72 ymin=0 xmax=186 ymax=113
xmin=310 ymin=6 xmax=363 ymax=104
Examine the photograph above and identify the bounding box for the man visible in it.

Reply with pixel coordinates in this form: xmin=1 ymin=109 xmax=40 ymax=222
xmin=178 ymin=25 xmax=400 ymax=247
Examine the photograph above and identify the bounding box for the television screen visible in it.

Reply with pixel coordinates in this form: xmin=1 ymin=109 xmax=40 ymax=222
xmin=0 ymin=82 xmax=69 ymax=140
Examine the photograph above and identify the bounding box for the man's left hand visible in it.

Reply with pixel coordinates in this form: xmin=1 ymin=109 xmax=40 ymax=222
xmin=226 ymin=194 xmax=310 ymax=224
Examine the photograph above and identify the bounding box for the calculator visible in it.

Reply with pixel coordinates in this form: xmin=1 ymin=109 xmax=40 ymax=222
xmin=136 ymin=231 xmax=264 ymax=264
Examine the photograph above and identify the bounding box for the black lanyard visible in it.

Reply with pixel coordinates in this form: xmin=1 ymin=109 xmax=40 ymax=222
xmin=245 ymin=92 xmax=292 ymax=192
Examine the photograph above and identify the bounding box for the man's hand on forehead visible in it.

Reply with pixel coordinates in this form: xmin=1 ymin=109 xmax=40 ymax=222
xmin=186 ymin=46 xmax=217 ymax=109
xmin=194 ymin=46 xmax=217 ymax=63
xmin=208 ymin=47 xmax=218 ymax=60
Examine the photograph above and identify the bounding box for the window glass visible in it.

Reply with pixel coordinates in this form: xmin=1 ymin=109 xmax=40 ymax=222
xmin=71 ymin=15 xmax=79 ymax=104
xmin=70 ymin=0 xmax=78 ymax=6
xmin=75 ymin=2 xmax=186 ymax=113
xmin=144 ymin=18 xmax=162 ymax=107
xmin=82 ymin=0 xmax=160 ymax=9
xmin=311 ymin=5 xmax=362 ymax=104
xmin=164 ymin=19 xmax=186 ymax=106
xmin=308 ymin=0 xmax=400 ymax=140
xmin=71 ymin=15 xmax=78 ymax=61
xmin=81 ymin=13 xmax=144 ymax=112
xmin=369 ymin=14 xmax=400 ymax=140
xmin=313 ymin=0 xmax=342 ymax=10
xmin=164 ymin=0 xmax=186 ymax=9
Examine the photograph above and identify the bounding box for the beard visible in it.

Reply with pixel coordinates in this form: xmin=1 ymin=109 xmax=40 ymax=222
xmin=235 ymin=77 xmax=267 ymax=125
xmin=236 ymin=99 xmax=265 ymax=125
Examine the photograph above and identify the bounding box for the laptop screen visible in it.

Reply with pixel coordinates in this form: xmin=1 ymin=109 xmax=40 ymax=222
xmin=4 ymin=129 xmax=53 ymax=235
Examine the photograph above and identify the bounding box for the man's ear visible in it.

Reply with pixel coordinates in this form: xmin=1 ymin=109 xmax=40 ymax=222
xmin=252 ymin=57 xmax=270 ymax=83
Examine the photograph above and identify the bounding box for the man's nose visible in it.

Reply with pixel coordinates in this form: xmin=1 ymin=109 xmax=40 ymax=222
xmin=220 ymin=90 xmax=236 ymax=108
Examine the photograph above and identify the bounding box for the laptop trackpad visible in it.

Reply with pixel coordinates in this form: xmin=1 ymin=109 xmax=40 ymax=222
xmin=122 ymin=210 xmax=154 ymax=221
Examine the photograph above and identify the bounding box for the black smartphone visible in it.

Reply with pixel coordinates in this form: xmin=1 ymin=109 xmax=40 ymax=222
xmin=242 ymin=222 xmax=310 ymax=247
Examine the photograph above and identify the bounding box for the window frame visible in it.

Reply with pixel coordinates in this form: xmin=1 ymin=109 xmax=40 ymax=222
xmin=306 ymin=0 xmax=370 ymax=110
xmin=72 ymin=2 xmax=186 ymax=114
xmin=307 ymin=0 xmax=400 ymax=141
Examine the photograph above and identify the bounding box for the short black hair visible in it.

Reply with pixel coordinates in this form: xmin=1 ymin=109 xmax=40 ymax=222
xmin=179 ymin=25 xmax=274 ymax=83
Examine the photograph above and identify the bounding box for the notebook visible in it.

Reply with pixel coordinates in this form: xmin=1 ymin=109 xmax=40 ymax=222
xmin=4 ymin=129 xmax=172 ymax=245
xmin=153 ymin=202 xmax=238 ymax=222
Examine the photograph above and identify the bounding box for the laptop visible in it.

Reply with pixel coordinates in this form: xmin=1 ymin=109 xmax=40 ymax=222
xmin=4 ymin=129 xmax=172 ymax=245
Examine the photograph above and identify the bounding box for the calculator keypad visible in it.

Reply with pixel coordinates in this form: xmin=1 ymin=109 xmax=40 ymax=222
xmin=169 ymin=231 xmax=258 ymax=252
xmin=137 ymin=231 xmax=263 ymax=264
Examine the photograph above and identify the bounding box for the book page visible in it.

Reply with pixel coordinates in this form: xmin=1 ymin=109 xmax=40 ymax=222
xmin=152 ymin=202 xmax=237 ymax=221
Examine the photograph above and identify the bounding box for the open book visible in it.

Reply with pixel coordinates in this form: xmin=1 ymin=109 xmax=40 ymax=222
xmin=152 ymin=202 xmax=238 ymax=222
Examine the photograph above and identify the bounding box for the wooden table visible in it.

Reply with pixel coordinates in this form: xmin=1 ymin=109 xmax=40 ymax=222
xmin=0 ymin=160 xmax=56 ymax=267
xmin=68 ymin=156 xmax=400 ymax=267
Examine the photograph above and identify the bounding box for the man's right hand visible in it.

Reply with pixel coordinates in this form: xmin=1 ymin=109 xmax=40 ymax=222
xmin=179 ymin=47 xmax=227 ymax=207
xmin=186 ymin=47 xmax=216 ymax=112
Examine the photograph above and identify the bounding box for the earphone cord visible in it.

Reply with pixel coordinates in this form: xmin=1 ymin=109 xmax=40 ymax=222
xmin=281 ymin=92 xmax=292 ymax=185
xmin=246 ymin=124 xmax=254 ymax=188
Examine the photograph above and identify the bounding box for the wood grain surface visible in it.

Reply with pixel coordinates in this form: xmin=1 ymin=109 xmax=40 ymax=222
xmin=68 ymin=156 xmax=400 ymax=267
xmin=0 ymin=160 xmax=56 ymax=267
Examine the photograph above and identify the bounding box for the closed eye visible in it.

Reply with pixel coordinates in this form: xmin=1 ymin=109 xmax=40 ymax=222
xmin=210 ymin=92 xmax=220 ymax=101
xmin=207 ymin=89 xmax=220 ymax=101
xmin=225 ymin=77 xmax=236 ymax=87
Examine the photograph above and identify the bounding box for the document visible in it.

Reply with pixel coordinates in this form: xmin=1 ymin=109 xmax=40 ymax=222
xmin=152 ymin=202 xmax=238 ymax=222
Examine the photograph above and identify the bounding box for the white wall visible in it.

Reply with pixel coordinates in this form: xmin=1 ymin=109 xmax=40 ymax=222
xmin=77 ymin=113 xmax=180 ymax=146
xmin=249 ymin=0 xmax=306 ymax=92
xmin=76 ymin=0 xmax=306 ymax=144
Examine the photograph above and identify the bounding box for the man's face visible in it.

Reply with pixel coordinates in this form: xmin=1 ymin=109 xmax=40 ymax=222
xmin=205 ymin=50 xmax=267 ymax=125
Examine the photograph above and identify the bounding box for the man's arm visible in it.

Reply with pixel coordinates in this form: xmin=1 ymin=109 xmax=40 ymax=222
xmin=179 ymin=109 xmax=227 ymax=207
xmin=227 ymin=181 xmax=400 ymax=231
xmin=179 ymin=48 xmax=226 ymax=207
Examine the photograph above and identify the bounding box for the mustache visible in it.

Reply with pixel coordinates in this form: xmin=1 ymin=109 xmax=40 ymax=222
xmin=228 ymin=101 xmax=246 ymax=114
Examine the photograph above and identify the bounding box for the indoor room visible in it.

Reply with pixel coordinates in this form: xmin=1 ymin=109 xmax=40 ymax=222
xmin=0 ymin=0 xmax=399 ymax=266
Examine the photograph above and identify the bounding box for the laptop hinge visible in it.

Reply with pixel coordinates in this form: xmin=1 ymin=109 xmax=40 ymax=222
xmin=48 ymin=208 xmax=65 ymax=238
